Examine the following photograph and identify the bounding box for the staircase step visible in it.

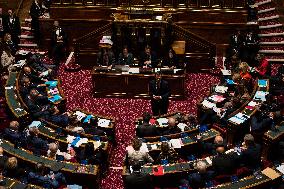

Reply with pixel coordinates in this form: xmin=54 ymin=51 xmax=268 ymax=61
xmin=259 ymin=24 xmax=283 ymax=29
xmin=258 ymin=15 xmax=279 ymax=21
xmin=255 ymin=0 xmax=272 ymax=6
xmin=260 ymin=41 xmax=284 ymax=45
xmin=19 ymin=35 xmax=34 ymax=39
xmin=267 ymin=59 xmax=284 ymax=62
xmin=259 ymin=32 xmax=284 ymax=37
xmin=258 ymin=7 xmax=275 ymax=14
xmin=24 ymin=18 xmax=32 ymax=23
xmin=18 ymin=43 xmax=38 ymax=47
xmin=21 ymin=26 xmax=33 ymax=31
xmin=259 ymin=49 xmax=284 ymax=53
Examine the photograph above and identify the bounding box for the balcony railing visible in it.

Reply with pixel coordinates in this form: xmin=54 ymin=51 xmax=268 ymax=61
xmin=52 ymin=0 xmax=247 ymax=9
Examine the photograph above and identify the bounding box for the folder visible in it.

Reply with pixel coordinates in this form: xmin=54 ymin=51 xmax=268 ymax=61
xmin=152 ymin=166 xmax=164 ymax=176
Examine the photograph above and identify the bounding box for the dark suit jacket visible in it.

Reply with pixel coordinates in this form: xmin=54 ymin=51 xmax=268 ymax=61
xmin=125 ymin=172 xmax=153 ymax=189
xmin=229 ymin=34 xmax=243 ymax=49
xmin=30 ymin=1 xmax=42 ymax=19
xmin=139 ymin=52 xmax=158 ymax=68
xmin=149 ymin=79 xmax=170 ymax=101
xmin=212 ymin=153 xmax=236 ymax=175
xmin=136 ymin=123 xmax=159 ymax=138
xmin=96 ymin=51 xmax=115 ymax=67
xmin=162 ymin=126 xmax=181 ymax=136
xmin=239 ymin=144 xmax=261 ymax=170
xmin=188 ymin=171 xmax=214 ymax=189
xmin=3 ymin=16 xmax=21 ymax=36
xmin=3 ymin=128 xmax=22 ymax=143
xmin=28 ymin=135 xmax=49 ymax=155
xmin=26 ymin=97 xmax=50 ymax=119
xmin=117 ymin=53 xmax=134 ymax=65
xmin=51 ymin=27 xmax=67 ymax=47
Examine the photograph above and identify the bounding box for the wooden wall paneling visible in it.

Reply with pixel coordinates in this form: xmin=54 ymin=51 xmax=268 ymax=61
xmin=223 ymin=0 xmax=233 ymax=8
xmin=187 ymin=0 xmax=198 ymax=7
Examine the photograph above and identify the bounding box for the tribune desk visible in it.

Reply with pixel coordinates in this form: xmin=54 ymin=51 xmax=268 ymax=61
xmin=91 ymin=67 xmax=185 ymax=99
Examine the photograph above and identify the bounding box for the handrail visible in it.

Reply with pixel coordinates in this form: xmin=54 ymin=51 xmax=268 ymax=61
xmin=171 ymin=23 xmax=215 ymax=49
xmin=74 ymin=22 xmax=112 ymax=46
xmin=15 ymin=0 xmax=25 ymax=17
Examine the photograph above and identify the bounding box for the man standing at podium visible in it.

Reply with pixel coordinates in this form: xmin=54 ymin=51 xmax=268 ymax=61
xmin=149 ymin=72 xmax=171 ymax=116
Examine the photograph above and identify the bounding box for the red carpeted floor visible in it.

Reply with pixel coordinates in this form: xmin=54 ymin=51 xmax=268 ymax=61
xmin=58 ymin=65 xmax=220 ymax=189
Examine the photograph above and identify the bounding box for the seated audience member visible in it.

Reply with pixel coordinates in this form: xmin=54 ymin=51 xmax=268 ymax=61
xmin=20 ymin=77 xmax=46 ymax=98
xmin=124 ymin=162 xmax=154 ymax=189
xmin=0 ymin=147 xmax=7 ymax=170
xmin=212 ymin=145 xmax=236 ymax=175
xmin=28 ymin=127 xmax=49 ymax=155
xmin=47 ymin=106 xmax=69 ymax=127
xmin=163 ymin=48 xmax=179 ymax=69
xmin=136 ymin=112 xmax=159 ymax=138
xmin=27 ymin=53 xmax=55 ymax=75
xmin=66 ymin=115 xmax=84 ymax=134
xmin=28 ymin=163 xmax=66 ymax=188
xmin=1 ymin=44 xmax=15 ymax=73
xmin=188 ymin=160 xmax=213 ymax=189
xmin=47 ymin=142 xmax=73 ymax=161
xmin=156 ymin=142 xmax=179 ymax=164
xmin=3 ymin=157 xmax=26 ymax=180
xmin=252 ymin=54 xmax=270 ymax=78
xmin=83 ymin=117 xmax=106 ymax=136
xmin=139 ymin=45 xmax=157 ymax=68
xmin=3 ymin=33 xmax=16 ymax=55
xmin=250 ymin=108 xmax=273 ymax=134
xmin=22 ymin=66 xmax=46 ymax=84
xmin=163 ymin=117 xmax=181 ymax=135
xmin=3 ymin=121 xmax=26 ymax=146
xmin=79 ymin=142 xmax=97 ymax=165
xmin=26 ymin=89 xmax=50 ymax=119
xmin=239 ymin=134 xmax=261 ymax=171
xmin=117 ymin=46 xmax=134 ymax=66
xmin=197 ymin=135 xmax=226 ymax=155
xmin=96 ymin=37 xmax=115 ymax=69
xmin=126 ymin=138 xmax=154 ymax=166
xmin=239 ymin=62 xmax=252 ymax=82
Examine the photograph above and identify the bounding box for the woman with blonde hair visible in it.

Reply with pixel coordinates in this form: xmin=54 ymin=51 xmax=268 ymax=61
xmin=239 ymin=62 xmax=252 ymax=81
xmin=4 ymin=157 xmax=25 ymax=180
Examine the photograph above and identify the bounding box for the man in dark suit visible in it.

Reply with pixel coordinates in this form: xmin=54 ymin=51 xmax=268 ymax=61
xmin=117 ymin=46 xmax=134 ymax=66
xmin=197 ymin=135 xmax=226 ymax=156
xmin=124 ymin=162 xmax=154 ymax=189
xmin=26 ymin=89 xmax=50 ymax=119
xmin=3 ymin=9 xmax=21 ymax=47
xmin=51 ymin=21 xmax=67 ymax=67
xmin=239 ymin=134 xmax=261 ymax=170
xmin=28 ymin=127 xmax=49 ymax=155
xmin=139 ymin=45 xmax=158 ymax=68
xmin=163 ymin=117 xmax=181 ymax=135
xmin=30 ymin=0 xmax=43 ymax=42
xmin=3 ymin=121 xmax=26 ymax=147
xmin=136 ymin=112 xmax=159 ymax=138
xmin=212 ymin=145 xmax=236 ymax=176
xmin=149 ymin=72 xmax=170 ymax=116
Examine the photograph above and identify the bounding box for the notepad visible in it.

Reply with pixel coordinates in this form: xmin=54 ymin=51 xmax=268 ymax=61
xmin=170 ymin=139 xmax=182 ymax=148
xmin=74 ymin=111 xmax=86 ymax=121
xmin=140 ymin=143 xmax=149 ymax=153
xmin=215 ymin=85 xmax=228 ymax=93
xmin=261 ymin=167 xmax=281 ymax=180
xmin=45 ymin=80 xmax=58 ymax=87
xmin=202 ymin=100 xmax=216 ymax=109
xmin=28 ymin=121 xmax=41 ymax=128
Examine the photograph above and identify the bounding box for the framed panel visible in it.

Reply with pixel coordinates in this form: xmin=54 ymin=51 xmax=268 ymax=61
xmin=223 ymin=0 xmax=233 ymax=8
xmin=233 ymin=0 xmax=246 ymax=8
xmin=188 ymin=0 xmax=198 ymax=7
xmin=73 ymin=0 xmax=84 ymax=5
xmin=199 ymin=0 xmax=210 ymax=7
xmin=83 ymin=0 xmax=95 ymax=5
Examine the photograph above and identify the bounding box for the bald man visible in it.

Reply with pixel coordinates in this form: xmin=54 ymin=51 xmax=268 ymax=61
xmin=197 ymin=135 xmax=226 ymax=155
xmin=212 ymin=145 xmax=236 ymax=175
xmin=163 ymin=117 xmax=181 ymax=135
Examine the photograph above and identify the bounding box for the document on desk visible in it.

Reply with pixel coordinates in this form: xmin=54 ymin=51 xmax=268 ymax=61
xmin=261 ymin=167 xmax=281 ymax=180
xmin=253 ymin=91 xmax=269 ymax=101
xmin=170 ymin=139 xmax=182 ymax=148
xmin=276 ymin=164 xmax=284 ymax=175
xmin=177 ymin=123 xmax=187 ymax=132
xmin=205 ymin=157 xmax=212 ymax=166
xmin=201 ymin=100 xmax=216 ymax=109
xmin=74 ymin=111 xmax=87 ymax=121
xmin=140 ymin=143 xmax=149 ymax=153
xmin=128 ymin=68 xmax=140 ymax=74
xmin=221 ymin=69 xmax=232 ymax=76
xmin=215 ymin=85 xmax=228 ymax=93
xmin=98 ymin=118 xmax=110 ymax=127
xmin=156 ymin=118 xmax=168 ymax=127
xmin=29 ymin=121 xmax=41 ymax=128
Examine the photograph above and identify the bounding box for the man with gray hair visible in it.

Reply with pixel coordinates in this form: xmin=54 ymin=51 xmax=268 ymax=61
xmin=187 ymin=160 xmax=213 ymax=188
xmin=239 ymin=134 xmax=261 ymax=170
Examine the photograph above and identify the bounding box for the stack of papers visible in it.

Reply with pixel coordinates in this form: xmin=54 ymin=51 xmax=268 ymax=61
xmin=170 ymin=139 xmax=182 ymax=148
xmin=140 ymin=143 xmax=149 ymax=153
xmin=208 ymin=95 xmax=225 ymax=103
xmin=253 ymin=91 xmax=269 ymax=101
xmin=48 ymin=94 xmax=62 ymax=103
xmin=177 ymin=123 xmax=187 ymax=132
xmin=221 ymin=69 xmax=232 ymax=76
xmin=98 ymin=118 xmax=110 ymax=127
xmin=67 ymin=135 xmax=88 ymax=147
xmin=258 ymin=80 xmax=267 ymax=87
xmin=228 ymin=112 xmax=249 ymax=124
xmin=202 ymin=100 xmax=216 ymax=109
xmin=156 ymin=118 xmax=168 ymax=127
xmin=128 ymin=68 xmax=140 ymax=74
xmin=215 ymin=85 xmax=228 ymax=93
xmin=28 ymin=121 xmax=41 ymax=128
xmin=74 ymin=111 xmax=87 ymax=121
xmin=45 ymin=80 xmax=58 ymax=87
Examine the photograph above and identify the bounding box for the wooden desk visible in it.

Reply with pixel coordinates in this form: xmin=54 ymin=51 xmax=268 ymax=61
xmin=5 ymin=72 xmax=28 ymax=118
xmin=262 ymin=121 xmax=284 ymax=160
xmin=0 ymin=139 xmax=99 ymax=188
xmin=91 ymin=68 xmax=185 ymax=99
xmin=4 ymin=177 xmax=42 ymax=189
